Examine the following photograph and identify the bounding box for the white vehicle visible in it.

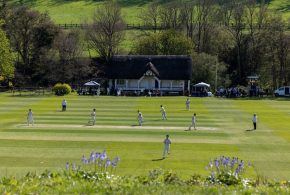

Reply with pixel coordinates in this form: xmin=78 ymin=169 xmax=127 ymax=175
xmin=274 ymin=86 xmax=290 ymax=97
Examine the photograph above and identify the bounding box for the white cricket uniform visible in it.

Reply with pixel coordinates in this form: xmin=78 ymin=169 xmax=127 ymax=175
xmin=137 ymin=112 xmax=143 ymax=126
xmin=189 ymin=115 xmax=196 ymax=130
xmin=27 ymin=111 xmax=34 ymax=125
xmin=90 ymin=111 xmax=96 ymax=125
xmin=163 ymin=138 xmax=171 ymax=158
xmin=160 ymin=107 xmax=167 ymax=120
xmin=186 ymin=99 xmax=190 ymax=110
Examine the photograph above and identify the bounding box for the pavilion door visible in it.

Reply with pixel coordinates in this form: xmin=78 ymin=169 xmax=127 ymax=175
xmin=155 ymin=80 xmax=159 ymax=88
xmin=140 ymin=77 xmax=155 ymax=89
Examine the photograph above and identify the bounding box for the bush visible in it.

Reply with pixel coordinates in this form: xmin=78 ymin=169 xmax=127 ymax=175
xmin=52 ymin=83 xmax=72 ymax=96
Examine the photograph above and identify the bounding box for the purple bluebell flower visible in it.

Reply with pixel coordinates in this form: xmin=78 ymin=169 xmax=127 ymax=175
xmin=105 ymin=158 xmax=111 ymax=168
xmin=214 ymin=158 xmax=219 ymax=168
xmin=95 ymin=152 xmax=100 ymax=159
xmin=100 ymin=150 xmax=107 ymax=161
xmin=111 ymin=156 xmax=120 ymax=168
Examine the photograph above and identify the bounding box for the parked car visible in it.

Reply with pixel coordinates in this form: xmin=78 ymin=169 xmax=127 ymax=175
xmin=274 ymin=86 xmax=290 ymax=97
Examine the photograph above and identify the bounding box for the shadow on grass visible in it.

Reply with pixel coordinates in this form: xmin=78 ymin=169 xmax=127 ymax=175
xmin=16 ymin=124 xmax=29 ymax=127
xmin=85 ymin=124 xmax=95 ymax=127
xmin=152 ymin=158 xmax=164 ymax=161
xmin=245 ymin=129 xmax=255 ymax=132
xmin=131 ymin=125 xmax=141 ymax=127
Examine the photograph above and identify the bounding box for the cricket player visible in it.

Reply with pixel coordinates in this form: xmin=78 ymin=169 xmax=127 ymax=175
xmin=189 ymin=113 xmax=197 ymax=130
xmin=89 ymin=108 xmax=96 ymax=125
xmin=137 ymin=110 xmax=143 ymax=126
xmin=252 ymin=113 xmax=257 ymax=130
xmin=160 ymin=105 xmax=167 ymax=120
xmin=185 ymin=98 xmax=190 ymax=110
xmin=163 ymin=134 xmax=171 ymax=159
xmin=27 ymin=108 xmax=34 ymax=126
xmin=62 ymin=99 xmax=67 ymax=111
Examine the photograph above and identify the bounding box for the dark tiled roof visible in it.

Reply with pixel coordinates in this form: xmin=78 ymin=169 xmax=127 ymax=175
xmin=106 ymin=55 xmax=192 ymax=80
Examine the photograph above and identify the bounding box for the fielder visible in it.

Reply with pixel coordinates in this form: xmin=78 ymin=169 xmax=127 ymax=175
xmin=162 ymin=134 xmax=171 ymax=159
xmin=252 ymin=113 xmax=257 ymax=130
xmin=160 ymin=105 xmax=167 ymax=120
xmin=185 ymin=98 xmax=190 ymax=110
xmin=62 ymin=99 xmax=67 ymax=111
xmin=189 ymin=113 xmax=197 ymax=130
xmin=88 ymin=108 xmax=96 ymax=125
xmin=27 ymin=108 xmax=34 ymax=126
xmin=137 ymin=110 xmax=143 ymax=126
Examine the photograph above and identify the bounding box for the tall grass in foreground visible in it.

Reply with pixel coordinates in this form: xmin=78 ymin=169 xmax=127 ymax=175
xmin=1 ymin=167 xmax=290 ymax=194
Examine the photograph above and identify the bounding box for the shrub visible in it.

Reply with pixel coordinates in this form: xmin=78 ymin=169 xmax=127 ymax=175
xmin=205 ymin=156 xmax=250 ymax=186
xmin=52 ymin=83 xmax=72 ymax=96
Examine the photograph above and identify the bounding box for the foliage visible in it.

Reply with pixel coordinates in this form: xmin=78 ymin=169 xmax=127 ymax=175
xmin=0 ymin=20 xmax=14 ymax=82
xmin=205 ymin=156 xmax=250 ymax=186
xmin=86 ymin=1 xmax=125 ymax=63
xmin=132 ymin=30 xmax=194 ymax=55
xmin=1 ymin=167 xmax=290 ymax=194
xmin=192 ymin=52 xmax=230 ymax=89
xmin=52 ymin=83 xmax=72 ymax=95
xmin=5 ymin=6 xmax=59 ymax=86
xmin=79 ymin=150 xmax=120 ymax=173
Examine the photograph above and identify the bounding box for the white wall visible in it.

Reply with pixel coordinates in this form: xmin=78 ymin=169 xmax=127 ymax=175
xmin=139 ymin=77 xmax=155 ymax=89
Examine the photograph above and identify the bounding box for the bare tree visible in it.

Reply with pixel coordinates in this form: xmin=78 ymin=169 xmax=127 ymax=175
xmin=217 ymin=0 xmax=235 ymax=27
xmin=227 ymin=0 xmax=246 ymax=83
xmin=159 ymin=1 xmax=182 ymax=30
xmin=54 ymin=30 xmax=84 ymax=83
xmin=244 ymin=0 xmax=269 ymax=74
xmin=0 ymin=0 xmax=8 ymax=20
xmin=194 ymin=0 xmax=216 ymax=53
xmin=139 ymin=2 xmax=159 ymax=32
xmin=179 ymin=2 xmax=196 ymax=39
xmin=86 ymin=1 xmax=125 ymax=63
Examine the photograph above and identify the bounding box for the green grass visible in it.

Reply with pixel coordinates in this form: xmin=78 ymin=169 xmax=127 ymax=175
xmin=10 ymin=0 xmax=290 ymax=24
xmin=10 ymin=0 xmax=144 ymax=24
xmin=269 ymin=0 xmax=290 ymax=19
xmin=1 ymin=92 xmax=290 ymax=180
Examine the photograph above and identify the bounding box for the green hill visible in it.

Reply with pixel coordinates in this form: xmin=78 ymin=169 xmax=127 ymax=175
xmin=9 ymin=0 xmax=290 ymax=24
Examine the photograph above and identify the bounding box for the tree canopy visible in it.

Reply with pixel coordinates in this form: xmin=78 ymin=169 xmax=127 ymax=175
xmin=0 ymin=20 xmax=14 ymax=82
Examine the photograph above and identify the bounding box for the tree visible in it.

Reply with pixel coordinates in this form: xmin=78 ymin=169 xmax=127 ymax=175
xmin=86 ymin=1 xmax=125 ymax=63
xmin=0 ymin=20 xmax=14 ymax=83
xmin=258 ymin=15 xmax=290 ymax=90
xmin=53 ymin=30 xmax=92 ymax=84
xmin=139 ymin=2 xmax=159 ymax=32
xmin=194 ymin=0 xmax=216 ymax=53
xmin=132 ymin=30 xmax=194 ymax=55
xmin=0 ymin=0 xmax=8 ymax=20
xmin=5 ymin=6 xmax=59 ymax=86
xmin=227 ymin=0 xmax=246 ymax=84
xmin=159 ymin=30 xmax=194 ymax=55
xmin=179 ymin=2 xmax=195 ymax=39
xmin=159 ymin=1 xmax=182 ymax=30
xmin=192 ymin=53 xmax=229 ymax=89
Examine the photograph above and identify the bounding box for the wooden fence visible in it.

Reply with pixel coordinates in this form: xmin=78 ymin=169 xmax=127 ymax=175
xmin=57 ymin=23 xmax=290 ymax=30
xmin=57 ymin=23 xmax=170 ymax=30
xmin=11 ymin=87 xmax=52 ymax=96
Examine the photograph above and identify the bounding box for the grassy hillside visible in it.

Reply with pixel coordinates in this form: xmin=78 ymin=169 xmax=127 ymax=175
xmin=10 ymin=0 xmax=290 ymax=24
xmin=1 ymin=93 xmax=290 ymax=180
xmin=269 ymin=0 xmax=290 ymax=19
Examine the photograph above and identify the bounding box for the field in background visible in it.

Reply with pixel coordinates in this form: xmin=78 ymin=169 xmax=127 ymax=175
xmin=1 ymin=92 xmax=290 ymax=180
xmin=10 ymin=0 xmax=290 ymax=24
